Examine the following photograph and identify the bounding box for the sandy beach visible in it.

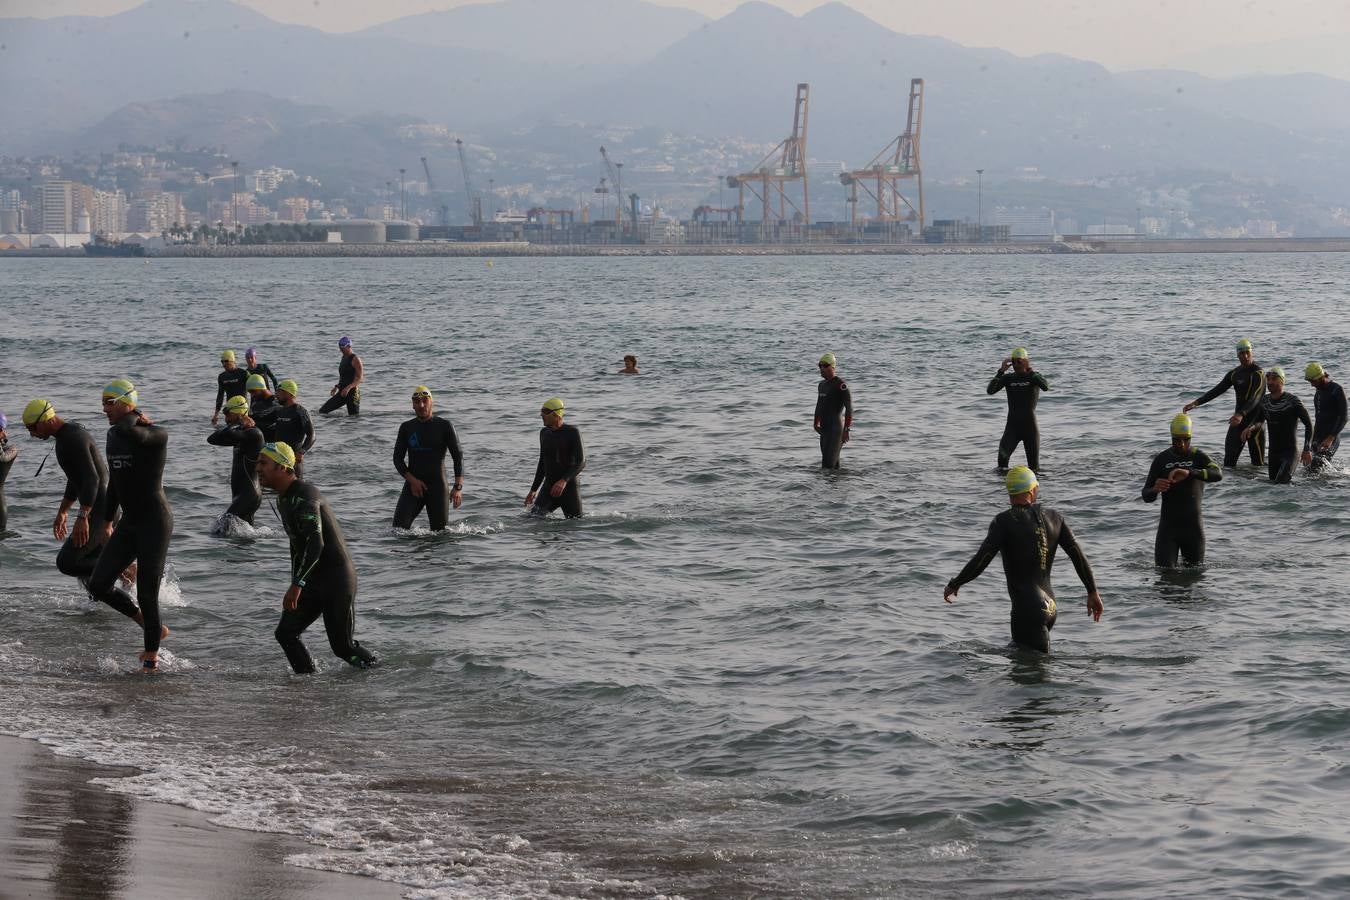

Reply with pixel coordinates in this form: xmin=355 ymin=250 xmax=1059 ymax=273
xmin=0 ymin=735 xmax=404 ymax=899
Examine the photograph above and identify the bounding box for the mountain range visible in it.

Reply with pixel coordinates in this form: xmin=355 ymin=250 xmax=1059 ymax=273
xmin=6 ymin=0 xmax=1350 ymax=204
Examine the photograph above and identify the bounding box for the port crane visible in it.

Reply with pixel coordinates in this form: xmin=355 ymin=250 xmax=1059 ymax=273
xmin=455 ymin=139 xmax=484 ymax=227
xmin=725 ymin=83 xmax=810 ymax=239
xmin=599 ymin=146 xmax=629 ymax=240
xmin=420 ymin=156 xmax=450 ymax=226
xmin=840 ymin=78 xmax=924 ymax=227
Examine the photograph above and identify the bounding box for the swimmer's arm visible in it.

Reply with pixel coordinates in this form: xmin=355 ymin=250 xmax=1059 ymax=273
xmin=445 ymin=421 xmax=464 ymax=479
xmin=1057 ymin=520 xmax=1098 ymax=595
xmin=392 ymin=424 xmax=410 ymax=477
xmin=214 ymin=378 xmax=226 ymax=413
xmin=1033 ymin=372 xmax=1049 ymax=392
xmin=350 ymin=356 xmax=364 ymax=388
xmin=289 ymin=500 xmax=324 ymax=588
xmin=529 ymin=439 xmax=547 ymax=494
xmin=562 ymin=430 xmax=586 ymax=481
xmin=1195 ymin=451 xmax=1222 ymax=483
xmin=103 ymin=472 xmax=120 ymax=522
xmin=116 ymin=416 xmax=168 ymax=448
xmin=1298 ymin=400 xmax=1313 ymax=452
xmin=945 ymin=519 xmax=1002 ymax=598
xmin=1328 ymin=387 xmax=1348 ymax=438
xmin=1191 ymin=371 xmax=1233 ymax=409
xmin=1141 ymin=456 xmax=1166 ymax=501
xmin=986 ymin=373 xmax=1007 ymax=395
xmin=1237 ymin=369 xmax=1264 ymax=416
xmin=298 ymin=408 xmax=315 ymax=454
xmin=206 ymin=425 xmax=236 ymax=446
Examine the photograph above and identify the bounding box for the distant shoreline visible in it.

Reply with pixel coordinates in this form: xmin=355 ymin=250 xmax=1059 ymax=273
xmin=8 ymin=237 xmax=1350 ymax=258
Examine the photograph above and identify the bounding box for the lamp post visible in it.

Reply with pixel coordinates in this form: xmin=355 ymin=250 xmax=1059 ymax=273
xmin=398 ymin=167 xmax=406 ymax=220
xmin=230 ymin=160 xmax=239 ymax=230
xmin=975 ymin=169 xmax=984 ymax=242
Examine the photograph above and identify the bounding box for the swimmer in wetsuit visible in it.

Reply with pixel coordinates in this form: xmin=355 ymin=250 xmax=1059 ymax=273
xmin=393 ymin=386 xmax=464 ymax=531
xmin=1184 ymin=338 xmax=1265 ymax=468
xmin=525 ymin=397 xmax=585 ymax=518
xmin=88 ymin=379 xmax=173 ymax=671
xmin=22 ymin=399 xmax=116 ymax=584
xmin=1141 ymin=414 xmax=1222 ymax=567
xmin=0 ymin=411 xmax=16 ymax=533
xmin=987 ymin=347 xmax=1049 ymax=474
xmin=944 ymin=466 xmax=1103 ymax=652
xmin=1241 ymin=367 xmax=1311 ymax=484
xmin=814 ymin=352 xmax=853 ymax=470
xmin=245 ymin=374 xmax=279 ymax=440
xmin=252 ymin=379 xmax=315 ymax=479
xmin=244 ymin=346 xmax=279 ymax=393
xmin=207 ymin=395 xmax=264 ymax=525
xmin=1302 ymin=362 xmax=1347 ymax=474
xmin=255 ymin=441 xmax=377 ymax=674
xmin=213 ymin=350 xmax=250 ymax=426
xmin=319 ymin=336 xmax=363 ymax=416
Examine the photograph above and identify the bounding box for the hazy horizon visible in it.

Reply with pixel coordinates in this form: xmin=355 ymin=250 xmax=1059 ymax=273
xmin=3 ymin=0 xmax=1349 ymax=76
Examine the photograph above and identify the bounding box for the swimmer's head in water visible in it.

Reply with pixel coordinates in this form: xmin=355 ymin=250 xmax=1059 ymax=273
xmin=541 ymin=397 xmax=565 ymax=417
xmin=222 ymin=395 xmax=249 ymax=416
xmin=1004 ymin=465 xmax=1038 ymax=495
xmin=246 ymin=374 xmax=267 ymax=392
xmin=22 ymin=398 xmax=56 ymax=427
xmin=1011 ymin=347 xmax=1029 ymax=360
xmin=277 ymin=379 xmax=299 ymax=398
xmin=623 ymin=354 xmax=636 ymax=363
xmin=101 ymin=379 xmax=138 ymax=409
xmin=1267 ymin=366 xmax=1286 ymax=384
xmin=1170 ymin=413 xmax=1193 ymax=438
xmin=1305 ymin=361 xmax=1326 ymax=382
xmin=220 ymin=349 xmax=236 ymax=364
xmin=338 ymin=336 xmax=352 ymax=349
xmin=260 ymin=441 xmax=296 ymax=470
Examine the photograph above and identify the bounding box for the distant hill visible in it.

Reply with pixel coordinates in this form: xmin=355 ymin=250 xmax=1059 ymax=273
xmin=361 ymin=0 xmax=709 ymax=64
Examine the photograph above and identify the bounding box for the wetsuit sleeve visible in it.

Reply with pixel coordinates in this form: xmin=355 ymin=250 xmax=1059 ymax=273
xmin=116 ymin=417 xmax=168 ymax=449
xmin=841 ymin=383 xmax=853 ymax=420
xmin=1141 ymin=453 xmax=1167 ymax=502
xmin=1055 ymin=518 xmax=1098 ymax=594
xmin=986 ymin=373 xmax=1007 ymax=395
xmin=814 ymin=383 xmax=826 ymax=419
xmin=207 ymin=425 xmax=239 ymax=447
xmin=444 ymin=421 xmax=464 ymax=478
xmin=103 ymin=465 xmax=120 ymax=521
xmin=1033 ymin=373 xmax=1050 ymax=391
xmin=1297 ymin=398 xmax=1313 ymax=451
xmin=1328 ymin=386 xmax=1348 ymax=437
xmin=530 ymin=432 xmax=547 ymax=493
xmin=1193 ymin=370 xmax=1235 ymax=407
xmin=393 ymin=422 xmax=411 ymax=477
xmin=289 ymin=495 xmax=325 ymax=588
xmin=562 ymin=429 xmax=586 ymax=481
xmin=263 ymin=364 xmax=279 ymax=392
xmin=947 ymin=517 xmax=1003 ymax=590
xmin=252 ymin=405 xmax=279 ymax=426
xmin=1193 ymin=450 xmax=1222 ymax=483
xmin=298 ymin=407 xmax=315 ymax=454
xmin=215 ymin=374 xmax=226 ymax=412
xmin=56 ymin=435 xmax=98 ymax=507
xmin=1247 ymin=402 xmax=1267 ymax=426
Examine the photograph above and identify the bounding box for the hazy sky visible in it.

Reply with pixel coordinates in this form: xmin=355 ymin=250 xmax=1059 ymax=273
xmin=3 ymin=0 xmax=1349 ymax=72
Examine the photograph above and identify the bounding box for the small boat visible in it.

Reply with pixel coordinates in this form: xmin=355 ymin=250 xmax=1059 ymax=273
xmin=84 ymin=235 xmax=146 ymax=257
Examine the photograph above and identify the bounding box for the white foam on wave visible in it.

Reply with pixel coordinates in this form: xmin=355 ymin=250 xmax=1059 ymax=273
xmin=210 ymin=513 xmax=277 ymax=539
xmin=391 ymin=520 xmax=506 ymax=539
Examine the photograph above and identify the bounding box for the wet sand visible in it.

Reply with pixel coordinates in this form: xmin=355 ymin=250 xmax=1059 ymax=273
xmin=0 ymin=735 xmax=404 ymax=899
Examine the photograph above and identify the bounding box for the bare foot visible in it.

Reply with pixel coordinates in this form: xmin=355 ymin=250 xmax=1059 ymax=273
xmin=136 ymin=650 xmax=159 ymax=674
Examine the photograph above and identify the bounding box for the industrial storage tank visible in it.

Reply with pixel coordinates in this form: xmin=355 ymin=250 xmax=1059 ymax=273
xmin=384 ymin=221 xmax=419 ymax=242
xmin=328 ymin=219 xmax=386 ymax=243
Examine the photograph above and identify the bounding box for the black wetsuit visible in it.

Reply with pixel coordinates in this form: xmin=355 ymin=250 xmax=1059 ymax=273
xmin=987 ymin=368 xmax=1050 ymax=472
xmin=254 ymin=402 xmax=315 ymax=479
xmin=248 ymin=395 xmax=280 ymax=441
xmin=1248 ymin=392 xmax=1312 ymax=484
xmin=531 ymin=423 xmax=585 ymax=518
xmin=946 ymin=503 xmax=1097 ymax=652
xmin=1311 ymin=379 xmax=1347 ymax=473
xmin=52 ymin=422 xmax=110 ymax=580
xmin=1192 ymin=362 xmax=1265 ymax=467
xmin=815 ymin=375 xmax=853 ymax=469
xmin=215 ymin=367 xmax=250 ymax=416
xmin=393 ymin=415 xmax=463 ymax=530
xmin=0 ymin=439 xmax=16 ymax=532
xmin=319 ymin=353 xmax=361 ymax=416
xmin=247 ymin=362 xmax=280 ymax=393
xmin=207 ymin=423 xmax=264 ymax=523
xmin=274 ymin=479 xmax=376 ymax=673
xmin=87 ymin=410 xmax=172 ymax=653
xmin=1141 ymin=446 xmax=1222 ymax=567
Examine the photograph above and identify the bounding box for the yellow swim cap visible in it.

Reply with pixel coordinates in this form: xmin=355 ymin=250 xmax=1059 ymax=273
xmin=102 ymin=378 xmax=138 ymax=408
xmin=1236 ymin=339 xmax=1253 ymax=353
xmin=1170 ymin=413 xmax=1193 ymax=437
xmin=1005 ymin=465 xmax=1039 ymax=495
xmin=1011 ymin=347 xmax=1029 ymax=360
xmin=222 ymin=395 xmax=249 ymax=415
xmin=260 ymin=441 xmax=296 ymax=469
xmin=412 ymin=385 xmax=433 ymax=399
xmin=1305 ymin=362 xmax=1326 ymax=381
xmin=1267 ymin=366 xmax=1286 ymax=383
xmin=277 ymin=379 xmax=298 ymax=397
xmin=541 ymin=397 xmax=565 ymax=414
xmin=245 ymin=373 xmax=267 ymax=391
xmin=221 ymin=349 xmax=236 ymax=362
xmin=22 ymin=398 xmax=56 ymax=426
xmin=819 ymin=352 xmax=837 ymax=367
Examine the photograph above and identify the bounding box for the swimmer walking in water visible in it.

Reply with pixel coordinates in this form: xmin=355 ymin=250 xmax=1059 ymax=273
xmin=525 ymin=397 xmax=585 ymax=518
xmin=393 ymin=386 xmax=464 ymax=531
xmin=987 ymin=347 xmax=1049 ymax=474
xmin=1240 ymin=367 xmax=1311 ymax=484
xmin=319 ymin=336 xmax=363 ymax=416
xmin=1142 ymin=414 xmax=1222 ymax=567
xmin=253 ymin=379 xmax=315 ymax=479
xmin=944 ymin=466 xmax=1103 ymax=652
xmin=212 ymin=350 xmax=250 ymax=426
xmin=1302 ymin=362 xmax=1346 ymax=473
xmin=255 ymin=441 xmax=377 ymax=674
xmin=814 ymin=352 xmax=853 ymax=470
xmin=207 ymin=395 xmax=265 ymax=525
xmin=1184 ymin=338 xmax=1265 ymax=468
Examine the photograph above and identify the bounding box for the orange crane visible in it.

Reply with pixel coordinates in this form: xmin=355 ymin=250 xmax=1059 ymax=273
xmin=840 ymin=78 xmax=924 ymax=227
xmin=725 ymin=83 xmax=810 ymax=238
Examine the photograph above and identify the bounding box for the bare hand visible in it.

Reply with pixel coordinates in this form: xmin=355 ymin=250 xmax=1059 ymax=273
xmin=1302 ymin=449 xmax=1314 ymax=465
xmin=842 ymin=429 xmax=851 ymax=444
xmin=943 ymin=584 xmax=959 ymax=603
xmin=330 ymin=385 xmax=339 ymax=397
xmin=136 ymin=412 xmax=153 ymax=426
xmin=813 ymin=418 xmax=822 ymax=434
xmin=1086 ymin=591 xmax=1104 ymax=622
xmin=72 ymin=516 xmax=89 ymax=548
xmin=1321 ymin=436 xmax=1334 ymax=451
xmin=451 ymin=488 xmax=463 ymax=510
xmin=1240 ymin=427 xmax=1252 ymax=442
xmin=1228 ymin=414 xmax=1243 ymax=427
xmin=1167 ymin=468 xmax=1190 ymax=483
xmin=1152 ymin=477 xmax=1173 ymax=493
xmin=406 ymin=474 xmax=427 ymax=498
xmin=53 ymin=511 xmax=68 ymax=541
xmin=1000 ymin=357 xmax=1012 ymax=369
xmin=549 ymin=479 xmax=567 ymax=498
xmin=211 ymin=412 xmax=220 ymax=426
xmin=99 ymin=520 xmax=114 ymax=542
xmin=283 ymin=584 xmax=302 ymax=612
xmin=524 ymin=491 xmax=537 ymax=507
xmin=1183 ymin=402 xmax=1197 ymax=413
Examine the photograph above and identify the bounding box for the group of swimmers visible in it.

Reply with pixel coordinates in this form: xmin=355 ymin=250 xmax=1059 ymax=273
xmin=0 ymin=335 xmax=1343 ymax=669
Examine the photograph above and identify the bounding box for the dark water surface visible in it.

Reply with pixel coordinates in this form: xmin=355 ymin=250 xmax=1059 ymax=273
xmin=1 ymin=255 xmax=1348 ymax=897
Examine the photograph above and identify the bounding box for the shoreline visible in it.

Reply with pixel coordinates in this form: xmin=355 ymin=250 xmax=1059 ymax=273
xmin=0 ymin=733 xmax=405 ymax=899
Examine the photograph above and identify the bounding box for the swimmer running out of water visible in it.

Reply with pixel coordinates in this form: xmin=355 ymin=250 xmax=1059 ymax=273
xmin=393 ymin=385 xmax=464 ymax=531
xmin=207 ymin=395 xmax=264 ymax=525
xmin=944 ymin=466 xmax=1103 ymax=652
